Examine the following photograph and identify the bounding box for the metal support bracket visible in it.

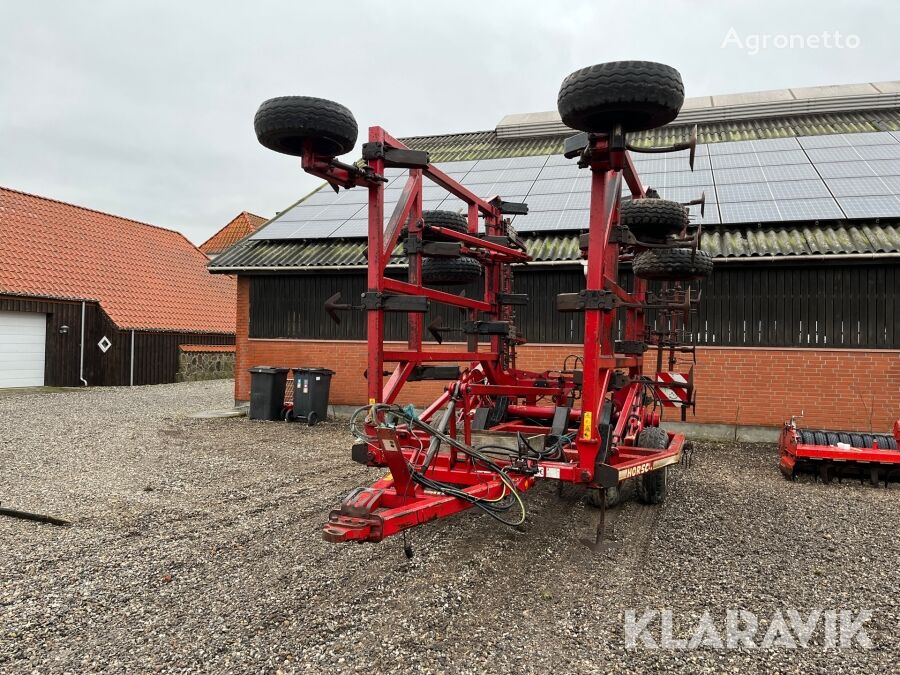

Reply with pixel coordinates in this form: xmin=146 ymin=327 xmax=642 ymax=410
xmin=556 ymin=289 xmax=619 ymax=312
xmin=407 ymin=365 xmax=462 ymax=382
xmin=405 ymin=237 xmax=462 ymax=258
xmin=361 ymin=292 xmax=429 ymax=312
xmin=362 ymin=142 xmax=430 ymax=168
xmin=497 ymin=293 xmax=529 ymax=306
xmin=615 ymin=340 xmax=648 ymax=355
xmin=462 ymin=320 xmax=513 ymax=336
xmin=489 ymin=196 xmax=529 ymax=215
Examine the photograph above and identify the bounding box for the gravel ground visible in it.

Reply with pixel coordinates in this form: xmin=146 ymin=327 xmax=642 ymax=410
xmin=1 ymin=379 xmax=898 ymax=673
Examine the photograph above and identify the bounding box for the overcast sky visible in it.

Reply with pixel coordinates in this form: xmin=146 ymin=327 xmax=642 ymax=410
xmin=1 ymin=1 xmax=897 ymax=244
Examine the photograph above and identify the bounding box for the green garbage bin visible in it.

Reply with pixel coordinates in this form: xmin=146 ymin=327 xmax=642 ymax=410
xmin=248 ymin=366 xmax=290 ymax=420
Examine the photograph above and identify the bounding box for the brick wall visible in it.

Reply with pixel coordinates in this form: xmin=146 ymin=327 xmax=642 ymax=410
xmin=235 ymin=278 xmax=899 ymax=431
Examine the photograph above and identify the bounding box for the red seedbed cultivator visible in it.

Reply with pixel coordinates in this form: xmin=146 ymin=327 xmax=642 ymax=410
xmin=780 ymin=416 xmax=900 ymax=485
xmin=254 ymin=61 xmax=712 ymax=546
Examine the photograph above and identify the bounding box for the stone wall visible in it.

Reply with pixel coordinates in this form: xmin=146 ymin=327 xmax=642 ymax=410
xmin=177 ymin=345 xmax=235 ymax=382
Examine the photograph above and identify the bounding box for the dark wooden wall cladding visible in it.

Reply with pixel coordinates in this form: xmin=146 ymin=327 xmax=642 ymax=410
xmin=248 ymin=261 xmax=899 ymax=349
xmin=1 ymin=294 xmax=235 ymax=387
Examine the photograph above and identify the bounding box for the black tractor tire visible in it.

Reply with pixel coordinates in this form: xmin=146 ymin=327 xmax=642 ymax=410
xmin=423 ymin=210 xmax=468 ymax=239
xmin=620 ymin=199 xmax=689 ymax=240
xmin=557 ymin=61 xmax=684 ymax=133
xmin=422 ymin=255 xmax=482 ymax=286
xmin=636 ymin=426 xmax=670 ymax=505
xmin=632 ymin=248 xmax=713 ymax=281
xmin=254 ymin=96 xmax=358 ymax=157
xmin=401 ymin=210 xmax=469 ymax=245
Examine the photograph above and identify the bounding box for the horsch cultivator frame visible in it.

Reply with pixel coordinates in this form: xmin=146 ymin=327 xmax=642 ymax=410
xmin=254 ymin=61 xmax=712 ymax=546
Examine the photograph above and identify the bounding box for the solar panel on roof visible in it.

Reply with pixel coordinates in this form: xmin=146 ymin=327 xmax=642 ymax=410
xmin=543 ymin=153 xmax=573 ymax=166
xmin=251 ymin=131 xmax=900 ymax=241
xmin=655 ymin=185 xmax=712 ymax=203
xmin=776 ymin=198 xmax=843 ymax=221
xmin=866 ymin=159 xmax=900 ymax=175
xmin=751 ymin=138 xmax=801 ymax=152
xmin=434 ymin=160 xmax=478 ymax=172
xmin=798 ymin=135 xmax=848 ymax=149
xmin=667 ymin=169 xmax=715 ymax=187
xmin=843 ymin=131 xmax=899 ymax=146
xmin=512 ymin=209 xmax=590 ymax=232
xmin=526 ymin=193 xmax=573 ymax=211
xmin=763 ymin=149 xmax=811 ymax=166
xmin=686 ymin=203 xmax=720 ymax=224
xmin=528 ymin=177 xmax=578 ymax=195
xmin=856 ymin=145 xmax=900 ymax=161
xmin=472 ymin=157 xmax=512 ymax=171
xmin=806 ymin=147 xmax=861 ymax=163
xmin=762 ymin=164 xmax=820 ymax=181
xmin=711 ymin=153 xmax=761 ymax=170
xmin=712 ymin=167 xmax=766 ymax=185
xmin=814 ymin=161 xmax=875 ymax=179
xmin=880 ymin=175 xmax=900 ymax=192
xmin=837 ymin=195 xmax=900 ymax=218
xmin=715 ymin=182 xmax=772 ymax=203
xmin=537 ymin=164 xmax=581 ymax=180
xmin=277 ymin=203 xmax=366 ymax=222
xmin=825 ymin=176 xmax=893 ymax=197
xmin=766 ymin=179 xmax=832 ymax=200
xmin=719 ymin=201 xmax=782 ymax=223
xmin=507 ymin=155 xmax=551 ymax=168
xmin=706 ymin=141 xmax=752 ymax=155
xmin=330 ymin=220 xmax=369 ymax=238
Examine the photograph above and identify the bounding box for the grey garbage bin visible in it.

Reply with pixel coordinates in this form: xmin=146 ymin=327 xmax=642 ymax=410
xmin=248 ymin=366 xmax=290 ymax=420
xmin=291 ymin=368 xmax=335 ymax=426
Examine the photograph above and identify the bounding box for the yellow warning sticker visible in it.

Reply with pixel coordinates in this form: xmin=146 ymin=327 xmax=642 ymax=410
xmin=368 ymin=398 xmax=376 ymax=405
xmin=581 ymin=411 xmax=593 ymax=439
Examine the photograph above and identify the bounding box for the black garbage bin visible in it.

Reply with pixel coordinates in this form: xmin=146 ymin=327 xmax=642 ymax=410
xmin=291 ymin=367 xmax=335 ymax=426
xmin=248 ymin=366 xmax=290 ymax=420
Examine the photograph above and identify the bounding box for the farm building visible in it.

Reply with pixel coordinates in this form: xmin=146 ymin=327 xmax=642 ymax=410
xmin=209 ymin=82 xmax=900 ymax=432
xmin=199 ymin=211 xmax=266 ymax=259
xmin=0 ymin=187 xmax=236 ymax=387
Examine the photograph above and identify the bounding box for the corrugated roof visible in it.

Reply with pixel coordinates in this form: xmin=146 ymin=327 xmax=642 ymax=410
xmin=0 ymin=187 xmax=236 ymax=332
xmin=701 ymin=223 xmax=900 ymax=257
xmin=209 ymin=222 xmax=900 ymax=271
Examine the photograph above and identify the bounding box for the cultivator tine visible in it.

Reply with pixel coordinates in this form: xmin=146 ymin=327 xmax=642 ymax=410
xmin=682 ymin=190 xmax=705 ymax=217
xmin=625 ymin=124 xmax=698 ymax=170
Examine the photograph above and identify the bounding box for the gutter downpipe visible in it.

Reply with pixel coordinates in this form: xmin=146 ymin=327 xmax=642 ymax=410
xmin=79 ymin=301 xmax=88 ymax=387
xmin=130 ymin=330 xmax=135 ymax=386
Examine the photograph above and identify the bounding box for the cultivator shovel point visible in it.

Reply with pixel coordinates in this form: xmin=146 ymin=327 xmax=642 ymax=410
xmin=779 ymin=416 xmax=900 ymax=485
xmin=255 ymin=59 xmax=713 ymax=546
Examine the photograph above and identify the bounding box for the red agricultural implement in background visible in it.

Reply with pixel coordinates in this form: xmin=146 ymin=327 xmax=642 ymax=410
xmin=779 ymin=415 xmax=900 ymax=485
xmin=254 ymin=61 xmax=713 ymax=549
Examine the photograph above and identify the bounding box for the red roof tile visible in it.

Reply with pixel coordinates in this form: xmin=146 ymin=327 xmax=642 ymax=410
xmin=0 ymin=187 xmax=236 ymax=333
xmin=199 ymin=211 xmax=267 ymax=255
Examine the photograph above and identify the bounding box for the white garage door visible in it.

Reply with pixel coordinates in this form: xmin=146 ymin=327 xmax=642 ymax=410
xmin=0 ymin=311 xmax=46 ymax=388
